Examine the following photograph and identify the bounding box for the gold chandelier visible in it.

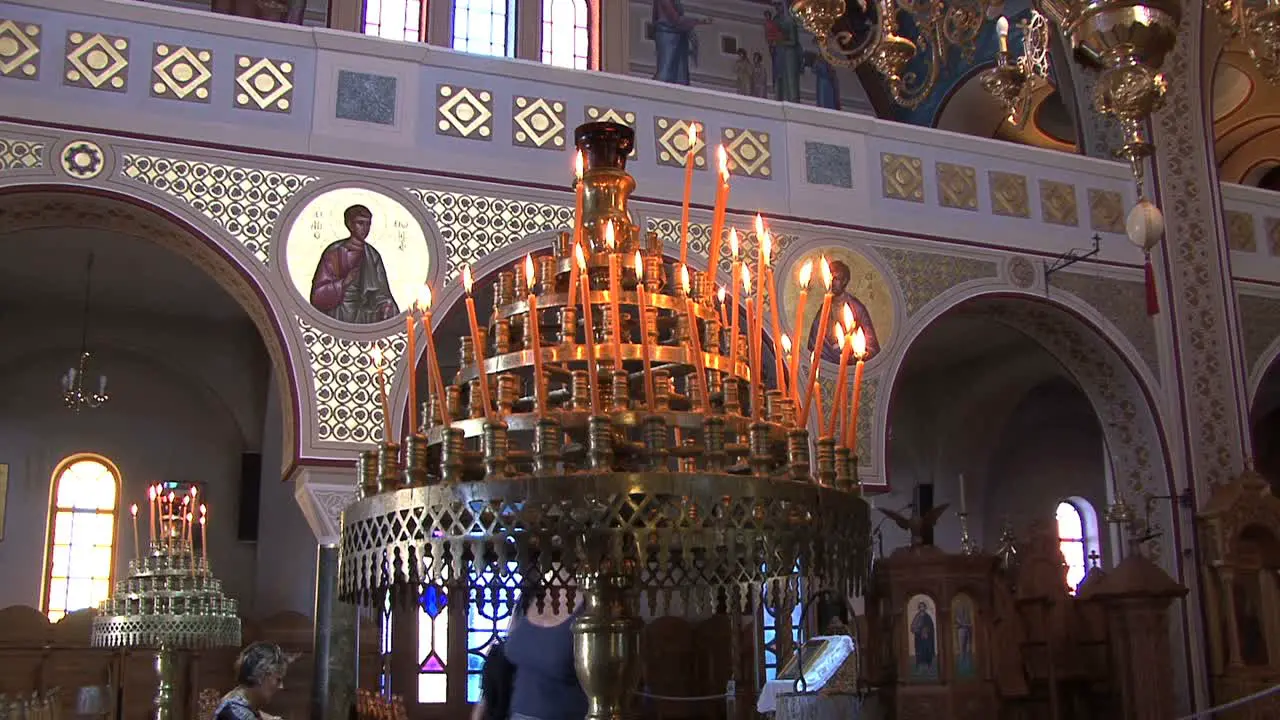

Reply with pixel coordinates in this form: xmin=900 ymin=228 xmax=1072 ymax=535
xmin=1209 ymin=0 xmax=1280 ymax=83
xmin=979 ymin=12 xmax=1053 ymax=129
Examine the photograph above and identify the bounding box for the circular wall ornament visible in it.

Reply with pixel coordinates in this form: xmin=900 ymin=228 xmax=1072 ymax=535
xmin=60 ymin=140 xmax=105 ymax=180
xmin=1008 ymin=256 xmax=1036 ymax=289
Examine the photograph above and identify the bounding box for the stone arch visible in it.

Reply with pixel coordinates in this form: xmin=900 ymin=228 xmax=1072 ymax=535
xmin=0 ymin=184 xmax=302 ymax=476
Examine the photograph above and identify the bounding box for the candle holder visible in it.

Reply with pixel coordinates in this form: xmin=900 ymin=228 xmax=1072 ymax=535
xmin=958 ymin=511 xmax=979 ymax=555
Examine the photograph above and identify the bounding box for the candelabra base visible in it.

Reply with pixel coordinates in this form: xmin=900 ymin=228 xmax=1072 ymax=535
xmin=153 ymin=645 xmax=177 ymax=720
xmin=573 ymin=570 xmax=643 ymax=720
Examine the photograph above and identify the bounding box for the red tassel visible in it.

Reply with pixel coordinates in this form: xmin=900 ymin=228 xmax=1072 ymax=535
xmin=1144 ymin=254 xmax=1159 ymax=316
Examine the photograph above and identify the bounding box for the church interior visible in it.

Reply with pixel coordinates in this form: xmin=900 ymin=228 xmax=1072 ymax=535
xmin=0 ymin=0 xmax=1279 ymax=719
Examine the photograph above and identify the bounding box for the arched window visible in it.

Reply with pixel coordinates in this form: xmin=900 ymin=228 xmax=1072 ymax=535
xmin=541 ymin=0 xmax=592 ymax=70
xmin=363 ymin=0 xmax=427 ymax=42
xmin=43 ymin=455 xmax=119 ymax=622
xmin=1055 ymin=498 xmax=1100 ymax=593
xmin=453 ymin=0 xmax=516 ymax=58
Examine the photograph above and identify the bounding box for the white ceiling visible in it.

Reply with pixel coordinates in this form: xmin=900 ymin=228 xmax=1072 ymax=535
xmin=0 ymin=227 xmax=246 ymax=320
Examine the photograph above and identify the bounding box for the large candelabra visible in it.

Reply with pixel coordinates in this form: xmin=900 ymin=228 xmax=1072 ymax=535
xmin=91 ymin=487 xmax=240 ymax=720
xmin=338 ymin=122 xmax=872 ymax=718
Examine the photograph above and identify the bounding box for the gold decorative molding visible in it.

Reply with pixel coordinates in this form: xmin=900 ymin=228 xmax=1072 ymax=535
xmin=1225 ymin=211 xmax=1257 ymax=252
xmin=989 ymin=171 xmax=1029 ymax=218
xmin=874 ymin=247 xmax=998 ymax=315
xmin=1088 ymin=189 xmax=1125 ymax=234
xmin=121 ymin=153 xmax=317 ymax=265
xmin=512 ymin=96 xmax=566 ymax=149
xmin=721 ymin=128 xmax=772 ymax=178
xmin=1238 ymin=293 xmax=1280 ymax=376
xmin=1007 ymin=256 xmax=1036 ymax=289
xmin=436 ymin=85 xmax=493 ymax=140
xmin=59 ymin=140 xmax=105 ymax=180
xmin=409 ymin=188 xmax=571 ymax=279
xmin=298 ymin=319 xmax=406 ymax=444
xmin=654 ymin=117 xmax=705 ymax=169
xmin=1048 ymin=272 xmax=1159 ymax=375
xmin=235 ymin=56 xmax=294 ymax=112
xmin=936 ymin=162 xmax=977 ymax=211
xmin=64 ymin=31 xmax=129 ymax=92
xmin=585 ymin=106 xmax=637 ymax=157
xmin=1039 ymin=180 xmax=1078 ymax=227
xmin=151 ymin=44 xmax=211 ymax=102
xmin=0 ymin=136 xmax=43 ymax=170
xmin=880 ymin=153 xmax=923 ymax=203
xmin=1268 ymin=218 xmax=1280 ymax=257
xmin=0 ymin=19 xmax=40 ymax=80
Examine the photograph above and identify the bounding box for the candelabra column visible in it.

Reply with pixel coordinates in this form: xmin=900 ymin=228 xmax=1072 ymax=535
xmin=311 ymin=544 xmax=357 ymax=720
xmin=573 ymin=571 xmax=643 ymax=720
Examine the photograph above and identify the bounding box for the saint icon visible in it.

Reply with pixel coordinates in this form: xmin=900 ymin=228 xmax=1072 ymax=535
xmin=806 ymin=259 xmax=881 ymax=363
xmin=309 ymin=204 xmax=400 ymax=324
xmin=908 ymin=597 xmax=938 ymax=679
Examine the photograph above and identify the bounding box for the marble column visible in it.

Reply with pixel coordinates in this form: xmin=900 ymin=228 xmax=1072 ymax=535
xmin=312 ymin=544 xmax=358 ymax=720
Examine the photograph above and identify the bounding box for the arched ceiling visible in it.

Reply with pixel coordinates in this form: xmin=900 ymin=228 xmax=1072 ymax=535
xmin=1213 ymin=43 xmax=1280 ymax=185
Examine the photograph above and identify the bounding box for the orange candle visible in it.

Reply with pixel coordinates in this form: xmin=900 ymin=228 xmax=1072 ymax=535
xmin=751 ymin=216 xmax=769 ymax=420
xmin=789 ymin=260 xmax=813 ymax=406
xmin=799 ymin=257 xmax=834 ymax=429
xmin=678 ymin=123 xmax=698 ymax=268
xmin=765 ymin=251 xmax=785 ymax=398
xmin=461 ymin=265 xmax=495 ymax=421
xmin=828 ymin=321 xmax=854 ymax=440
xmin=199 ymin=504 xmax=208 ymax=563
xmin=129 ymin=504 xmax=139 ymax=558
xmin=371 ymin=347 xmax=393 ymax=440
xmin=166 ymin=491 xmax=175 ymax=549
xmin=568 ymin=153 xmax=585 ymax=314
xmin=576 ymin=245 xmax=603 ymax=415
xmin=405 ymin=302 xmax=418 ymax=436
xmin=847 ymin=329 xmax=868 ymax=452
xmin=680 ymin=265 xmax=712 ymax=412
xmin=634 ymin=251 xmax=656 ymax=410
xmin=605 ymin=221 xmax=624 ymax=371
xmin=418 ymin=286 xmax=451 ymax=427
xmin=707 ymin=146 xmax=731 ymax=291
xmin=524 ymin=254 xmax=547 ymax=415
xmin=780 ymin=333 xmax=794 ymax=421
xmin=741 ymin=266 xmax=757 ymax=416
xmin=728 ymin=229 xmax=742 ymax=379
xmin=717 ymin=286 xmax=728 ymax=328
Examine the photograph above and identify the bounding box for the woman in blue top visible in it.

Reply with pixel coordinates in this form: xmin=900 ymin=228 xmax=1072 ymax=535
xmin=473 ymin=588 xmax=587 ymax=720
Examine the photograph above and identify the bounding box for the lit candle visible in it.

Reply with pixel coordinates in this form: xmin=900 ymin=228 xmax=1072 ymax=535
xmin=728 ymin=229 xmax=742 ymax=380
xmin=790 ymin=260 xmax=814 ymax=407
xmin=812 ymin=378 xmax=824 ymax=443
xmin=371 ymin=347 xmax=393 ymax=441
xmin=166 ymin=491 xmax=175 ymax=549
xmin=799 ymin=257 xmax=834 ymax=428
xmin=678 ymin=123 xmax=698 ymax=268
xmin=763 ymin=234 xmax=786 ymax=399
xmin=405 ymin=297 xmax=418 ymax=436
xmin=781 ymin=333 xmax=794 ymax=420
xmin=681 ymin=265 xmax=712 ymax=412
xmin=524 ymin=254 xmax=547 ymax=415
xmin=461 ymin=265 xmax=495 ymax=421
xmin=846 ymin=328 xmax=867 ymax=453
xmin=130 ymin=504 xmax=139 ymax=558
xmin=707 ymin=146 xmax=731 ymax=292
xmin=147 ymin=485 xmax=156 ymax=549
xmin=751 ymin=216 xmax=769 ymax=420
xmin=959 ymin=473 xmax=968 ymax=515
xmin=418 ymin=286 xmax=451 ymax=427
xmin=828 ymin=320 xmax=854 ymax=441
xmin=634 ymin=251 xmax=656 ymax=410
xmin=741 ymin=266 xmax=756 ymax=415
xmin=717 ymin=286 xmax=728 ymax=328
xmin=568 ymin=153 xmax=585 ymax=314
xmin=605 ymin=221 xmax=624 ymax=371
xmin=182 ymin=495 xmax=191 ymax=548
xmin=997 ymin=16 xmax=1010 ymax=54
xmin=576 ymin=244 xmax=603 ymax=415
xmin=189 ymin=487 xmax=198 ymax=550
xmin=199 ymin=504 xmax=208 ymax=564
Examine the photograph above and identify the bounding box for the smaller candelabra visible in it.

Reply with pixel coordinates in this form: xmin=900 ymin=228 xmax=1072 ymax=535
xmin=62 ymin=350 xmax=109 ymax=412
xmin=91 ymin=486 xmax=240 ymax=720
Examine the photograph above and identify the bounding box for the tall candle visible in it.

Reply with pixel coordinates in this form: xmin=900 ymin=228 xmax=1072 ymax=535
xmin=166 ymin=492 xmax=175 ymax=550
xmin=182 ymin=495 xmax=191 ymax=548
xmin=717 ymin=286 xmax=728 ymax=328
xmin=780 ymin=333 xmax=793 ymax=412
xmin=461 ymin=265 xmax=495 ymax=421
xmin=742 ymin=266 xmax=758 ymax=418
xmin=148 ymin=485 xmax=156 ymax=549
xmin=997 ymin=16 xmax=1010 ymax=54
xmin=419 ymin=286 xmax=451 ymax=427
xmin=199 ymin=504 xmax=208 ymax=563
xmin=959 ymin=473 xmax=968 ymax=515
xmin=799 ymin=257 xmax=834 ymax=428
xmin=678 ymin=123 xmax=698 ymax=268
xmin=576 ymin=245 xmax=603 ymax=415
xmin=765 ymin=251 xmax=786 ymax=399
xmin=828 ymin=325 xmax=853 ymax=440
xmin=707 ymin=146 xmax=731 ymax=292
xmin=568 ymin=154 xmax=585 ymax=313
xmin=130 ymin=504 xmax=139 ymax=558
xmin=634 ymin=251 xmax=656 ymax=410
xmin=789 ymin=260 xmax=814 ymax=406
xmin=751 ymin=216 xmax=769 ymax=421
xmin=524 ymin=254 xmax=547 ymax=415
xmin=847 ymin=328 xmax=867 ymax=453
xmin=405 ymin=301 xmax=418 ymax=436
xmin=728 ymin=229 xmax=742 ymax=379
xmin=681 ymin=266 xmax=712 ymax=412
xmin=605 ymin=221 xmax=624 ymax=371
xmin=371 ymin=347 xmax=393 ymax=441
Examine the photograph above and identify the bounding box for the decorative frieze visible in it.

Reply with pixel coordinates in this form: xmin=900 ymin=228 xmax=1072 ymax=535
xmin=151 ymin=44 xmax=212 ymax=102
xmin=721 ymin=128 xmax=771 ymax=179
xmin=1088 ymin=189 xmax=1125 ymax=234
xmin=989 ymin=171 xmax=1030 ymax=218
xmin=512 ymin=96 xmax=566 ymax=149
xmin=234 ymin=56 xmax=294 ymax=113
xmin=1049 ymin=271 xmax=1160 ymax=376
xmin=298 ymin=320 xmax=405 ymax=444
xmin=0 ymin=136 xmax=44 ymax=170
xmin=1225 ymin=211 xmax=1257 ymax=252
xmin=936 ymin=162 xmax=978 ymax=211
xmin=875 ymin=247 xmax=998 ymax=315
xmin=64 ymin=31 xmax=129 ymax=92
xmin=409 ymin=188 xmax=571 ymax=278
xmin=1039 ymin=180 xmax=1079 ymax=227
xmin=654 ymin=117 xmax=705 ymax=169
xmin=0 ymin=19 xmax=40 ymax=80
xmin=436 ymin=85 xmax=492 ymax=139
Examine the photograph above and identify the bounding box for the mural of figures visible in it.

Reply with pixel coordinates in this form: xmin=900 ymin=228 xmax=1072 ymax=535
xmin=781 ymin=246 xmax=893 ymax=366
xmin=211 ymin=0 xmax=305 ymax=23
xmin=651 ymin=0 xmax=710 ymax=85
xmin=810 ymin=52 xmax=841 ymax=110
xmin=952 ymin=594 xmax=977 ymax=679
xmin=751 ymin=51 xmax=770 ymax=97
xmin=907 ymin=594 xmax=939 ymax=680
xmin=771 ymin=2 xmax=804 ymax=102
xmin=734 ymin=49 xmax=753 ymax=95
xmin=285 ymin=187 xmax=431 ymax=326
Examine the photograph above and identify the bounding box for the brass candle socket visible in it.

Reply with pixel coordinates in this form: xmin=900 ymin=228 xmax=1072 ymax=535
xmin=561 ymin=306 xmax=578 ymax=345
xmin=749 ymin=422 xmax=772 ymax=476
xmin=705 ymin=415 xmax=727 ymax=471
xmin=494 ymin=318 xmax=512 ymax=355
xmin=816 ymin=437 xmax=837 ymax=486
xmin=834 ymin=446 xmax=852 ymax=491
xmin=440 ymin=427 xmax=465 ymax=483
xmin=376 ymin=442 xmax=401 ymax=493
xmin=535 ymin=417 xmax=563 ymax=475
xmin=572 ymin=570 xmax=643 ymax=720
xmin=497 ymin=373 xmax=518 ymax=414
xmin=642 ymin=414 xmax=668 ymax=469
xmin=610 ymin=370 xmax=630 ymax=412
xmin=653 ymin=369 xmax=673 ymax=411
xmin=357 ymin=449 xmax=379 ymax=498
xmin=482 ymin=420 xmax=510 ymax=479
xmin=403 ymin=433 xmax=430 ymax=488
xmin=788 ymin=429 xmax=811 ymax=482
xmin=588 ymin=415 xmax=614 ymax=470
xmin=572 ymin=370 xmax=592 ymax=411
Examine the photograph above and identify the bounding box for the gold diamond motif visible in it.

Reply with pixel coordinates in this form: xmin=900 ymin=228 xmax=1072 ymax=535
xmin=989 ymin=171 xmax=1029 ymax=218
xmin=1088 ymin=189 xmax=1125 ymax=233
xmin=587 ymin=107 xmax=638 ymax=156
xmin=936 ymin=162 xmax=977 ymax=210
xmin=512 ymin=96 xmax=566 ymax=149
xmin=1039 ymin=180 xmax=1078 ymax=226
xmin=721 ymin=128 xmax=771 ymax=178
xmin=880 ymin=153 xmax=923 ymax=202
xmin=1226 ymin=211 xmax=1257 ymax=252
xmin=234 ymin=56 xmax=294 ymax=112
xmin=654 ymin=117 xmax=705 ymax=169
xmin=152 ymin=44 xmax=211 ymax=101
xmin=437 ymin=85 xmax=493 ymax=140
xmin=0 ymin=20 xmax=40 ymax=80
xmin=64 ymin=31 xmax=128 ymax=91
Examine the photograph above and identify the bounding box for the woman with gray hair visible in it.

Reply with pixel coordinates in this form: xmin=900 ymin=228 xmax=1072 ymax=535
xmin=213 ymin=641 xmax=290 ymax=719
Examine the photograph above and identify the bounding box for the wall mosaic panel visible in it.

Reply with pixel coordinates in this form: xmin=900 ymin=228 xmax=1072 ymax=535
xmin=234 ymin=56 xmax=294 ymax=112
xmin=150 ymin=43 xmax=212 ymax=103
xmin=0 ymin=18 xmax=40 ymax=80
xmin=1225 ymin=211 xmax=1256 ymax=253
xmin=1039 ymin=180 xmax=1078 ymax=227
xmin=1238 ymin=293 xmax=1280 ymax=380
xmin=512 ymin=96 xmax=567 ymax=150
xmin=804 ymin=142 xmax=852 ymax=189
xmin=408 ymin=188 xmax=572 ymax=278
xmin=298 ymin=319 xmax=406 ymax=444
xmin=721 ymin=128 xmax=772 ymax=179
xmin=338 ymin=71 xmax=396 ymax=126
xmin=1048 ymin=272 xmax=1159 ymax=376
xmin=1088 ymin=189 xmax=1125 ymax=234
xmin=64 ymin=31 xmax=129 ymax=92
xmin=989 ymin=171 xmax=1029 ymax=218
xmin=874 ymin=247 xmax=998 ymax=315
xmin=0 ymin=136 xmax=43 ymax=170
xmin=936 ymin=162 xmax=978 ymax=211
xmin=120 ymin=153 xmax=317 ymax=265
xmin=1269 ymin=218 xmax=1280 ymax=257
xmin=654 ymin=117 xmax=705 ymax=169
xmin=880 ymin=153 xmax=924 ymax=202
xmin=436 ymin=85 xmax=493 ymax=140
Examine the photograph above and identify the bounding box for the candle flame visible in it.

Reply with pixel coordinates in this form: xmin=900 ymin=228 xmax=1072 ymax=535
xmin=820 ymin=256 xmax=833 ymax=291
xmin=798 ymin=259 xmax=814 ymax=289
xmin=634 ymin=250 xmax=644 ymax=279
xmin=761 ymin=230 xmax=772 ymax=267
xmin=717 ymin=285 xmax=726 ymax=304
xmin=686 ymin=123 xmax=698 ymax=152
xmin=853 ymin=327 xmax=867 ymax=358
xmin=717 ymin=145 xmax=729 ymax=181
xmin=729 ymin=227 xmax=739 ymax=258
xmin=369 ymin=347 xmax=385 ymax=372
xmin=186 ymin=512 xmax=192 ymax=522
xmin=130 ymin=504 xmax=138 ymax=516
xmin=149 ymin=486 xmax=156 ymax=499
xmin=524 ymin=254 xmax=536 ymax=291
xmin=754 ymin=214 xmax=765 ymax=239
xmin=183 ymin=495 xmax=190 ymax=506
xmin=605 ymin=220 xmax=616 ymax=249
xmin=200 ymin=504 xmax=207 ymax=515
xmin=742 ymin=265 xmax=752 ymax=294
xmin=781 ymin=333 xmax=792 ymax=354
xmin=833 ymin=321 xmax=845 ymax=342
xmin=462 ymin=264 xmax=475 ymax=294
xmin=842 ymin=303 xmax=855 ymax=331
xmin=190 ymin=486 xmax=197 ymax=496
xmin=574 ymin=243 xmax=587 ymax=270
xmin=200 ymin=516 xmax=206 ymax=526
xmin=680 ymin=264 xmax=692 ymax=295
xmin=167 ymin=491 xmax=174 ymax=502
xmin=419 ymin=284 xmax=433 ymax=310
xmin=837 ymin=328 xmax=848 ymax=349
xmin=575 ymin=150 xmax=584 ymax=180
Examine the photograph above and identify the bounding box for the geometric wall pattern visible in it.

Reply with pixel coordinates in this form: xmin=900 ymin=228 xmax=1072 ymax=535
xmin=298 ymin=319 xmax=406 ymax=444
xmin=0 ymin=136 xmax=44 ymax=170
xmin=644 ymin=216 xmax=797 ymax=277
xmin=408 ymin=188 xmax=572 ymax=278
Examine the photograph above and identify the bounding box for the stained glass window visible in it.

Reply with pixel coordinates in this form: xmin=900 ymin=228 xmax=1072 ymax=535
xmin=44 ymin=456 xmax=118 ymax=622
xmin=380 ymin=593 xmax=394 ymax=693
xmin=363 ymin=0 xmax=426 ymax=42
xmin=1056 ymin=499 xmax=1095 ymax=593
xmin=418 ymin=586 xmax=450 ymax=703
xmin=466 ymin=563 xmax=523 ymax=702
xmin=541 ymin=0 xmax=591 ymax=69
xmin=761 ymin=563 xmax=803 ymax=682
xmin=453 ymin=0 xmax=515 ymax=58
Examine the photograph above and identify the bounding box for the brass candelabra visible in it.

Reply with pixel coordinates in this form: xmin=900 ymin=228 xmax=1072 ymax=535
xmin=338 ymin=122 xmax=872 ymax=719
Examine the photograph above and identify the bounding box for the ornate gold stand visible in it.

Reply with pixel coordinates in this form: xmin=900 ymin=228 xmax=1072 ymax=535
xmin=572 ymin=572 xmax=644 ymax=720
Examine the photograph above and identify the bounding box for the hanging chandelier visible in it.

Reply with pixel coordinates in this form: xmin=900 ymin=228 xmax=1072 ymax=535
xmin=979 ymin=13 xmax=1052 ymax=129
xmin=1210 ymin=0 xmax=1280 ymax=83
xmin=62 ymin=254 xmax=109 ymax=412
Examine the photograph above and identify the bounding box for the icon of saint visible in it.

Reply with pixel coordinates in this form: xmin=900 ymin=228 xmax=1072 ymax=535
xmin=309 ymin=204 xmax=400 ymax=324
xmin=805 ymin=259 xmax=881 ymax=363
xmin=910 ymin=600 xmax=937 ymax=676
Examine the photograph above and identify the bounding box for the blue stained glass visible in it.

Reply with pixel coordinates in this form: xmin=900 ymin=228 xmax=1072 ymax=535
xmin=467 ymin=674 xmax=483 ymax=703
xmin=421 ymin=586 xmax=448 ymax=617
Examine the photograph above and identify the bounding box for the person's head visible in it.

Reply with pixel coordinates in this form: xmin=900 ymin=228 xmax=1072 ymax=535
xmin=343 ymin=204 xmax=373 ymax=242
xmin=829 ymin=259 xmax=851 ymax=294
xmin=917 ymin=601 xmax=927 ymax=613
xmin=234 ymin=642 xmax=289 ymax=707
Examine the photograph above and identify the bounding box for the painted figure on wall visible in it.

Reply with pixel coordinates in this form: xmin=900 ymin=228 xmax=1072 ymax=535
xmin=1233 ymin=573 xmax=1270 ymax=666
xmin=811 ymin=52 xmax=841 ymax=110
xmin=772 ymin=3 xmax=804 ymax=102
xmin=907 ymin=595 xmax=939 ymax=679
xmin=211 ymin=0 xmax=305 ymax=23
xmin=651 ymin=0 xmax=709 ymax=85
xmin=763 ymin=9 xmax=782 ymax=92
xmin=751 ymin=52 xmax=770 ymax=98
xmin=953 ymin=594 xmax=976 ymax=679
xmin=806 ymin=259 xmax=882 ymax=363
xmin=734 ymin=49 xmax=753 ymax=95
xmin=309 ymin=205 xmax=400 ymax=324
